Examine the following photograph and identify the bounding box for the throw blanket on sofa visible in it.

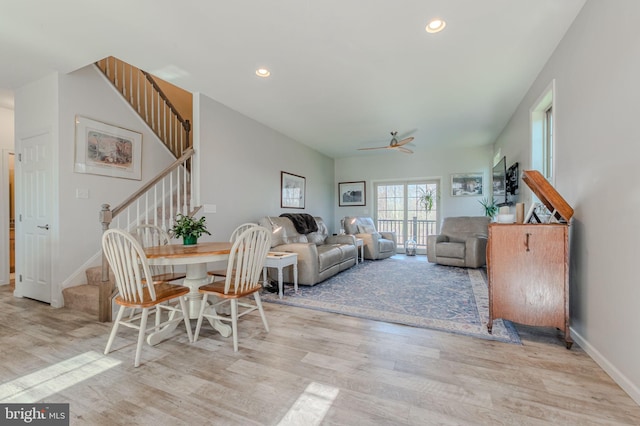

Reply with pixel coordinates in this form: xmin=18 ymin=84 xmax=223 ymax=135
xmin=279 ymin=213 xmax=318 ymax=234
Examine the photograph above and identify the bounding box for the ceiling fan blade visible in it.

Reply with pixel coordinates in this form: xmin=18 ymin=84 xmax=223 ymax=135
xmin=395 ymin=146 xmax=413 ymax=154
xmin=394 ymin=136 xmax=414 ymax=147
xmin=357 ymin=146 xmax=389 ymax=151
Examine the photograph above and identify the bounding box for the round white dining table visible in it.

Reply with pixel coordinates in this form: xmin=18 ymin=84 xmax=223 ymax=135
xmin=144 ymin=241 xmax=232 ymax=345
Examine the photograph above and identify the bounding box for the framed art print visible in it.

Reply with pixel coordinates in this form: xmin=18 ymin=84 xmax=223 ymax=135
xmin=74 ymin=116 xmax=142 ymax=180
xmin=281 ymin=171 xmax=305 ymax=208
xmin=451 ymin=173 xmax=483 ymax=197
xmin=338 ymin=181 xmax=366 ymax=206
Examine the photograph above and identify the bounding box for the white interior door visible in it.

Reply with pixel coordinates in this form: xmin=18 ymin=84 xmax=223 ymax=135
xmin=16 ymin=131 xmax=52 ymax=303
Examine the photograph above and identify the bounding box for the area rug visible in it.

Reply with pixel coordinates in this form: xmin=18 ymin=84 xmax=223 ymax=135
xmin=262 ymin=257 xmax=521 ymax=344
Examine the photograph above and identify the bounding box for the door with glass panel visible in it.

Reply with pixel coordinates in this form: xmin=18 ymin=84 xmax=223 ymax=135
xmin=375 ymin=181 xmax=439 ymax=254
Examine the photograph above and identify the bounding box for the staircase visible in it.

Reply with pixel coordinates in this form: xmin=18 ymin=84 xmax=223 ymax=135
xmin=62 ymin=57 xmax=199 ymax=322
xmin=62 ymin=266 xmax=114 ymax=317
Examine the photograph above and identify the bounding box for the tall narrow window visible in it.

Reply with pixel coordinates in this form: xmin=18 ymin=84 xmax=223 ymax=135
xmin=531 ymin=80 xmax=555 ymax=184
xmin=375 ymin=180 xmax=439 ymax=254
xmin=544 ymin=105 xmax=553 ymax=181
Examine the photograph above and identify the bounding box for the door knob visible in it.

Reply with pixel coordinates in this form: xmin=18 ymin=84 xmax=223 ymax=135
xmin=37 ymin=224 xmax=50 ymax=230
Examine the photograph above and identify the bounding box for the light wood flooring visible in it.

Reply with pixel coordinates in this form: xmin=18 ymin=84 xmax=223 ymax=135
xmin=1 ymin=283 xmax=639 ymax=425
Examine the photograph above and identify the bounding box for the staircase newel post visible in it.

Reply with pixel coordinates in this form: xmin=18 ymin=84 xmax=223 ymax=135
xmin=99 ymin=204 xmax=113 ymax=322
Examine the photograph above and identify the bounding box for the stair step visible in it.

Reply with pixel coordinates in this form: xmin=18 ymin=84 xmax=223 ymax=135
xmin=64 ymin=267 xmax=116 ymax=320
xmin=85 ymin=265 xmax=106 ymax=287
xmin=62 ymin=284 xmax=99 ymax=317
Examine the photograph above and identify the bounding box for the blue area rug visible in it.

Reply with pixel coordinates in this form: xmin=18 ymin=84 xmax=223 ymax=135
xmin=262 ymin=256 xmax=521 ymax=344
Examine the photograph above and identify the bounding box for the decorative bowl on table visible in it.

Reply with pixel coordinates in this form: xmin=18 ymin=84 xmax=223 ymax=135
xmin=496 ymin=213 xmax=515 ymax=223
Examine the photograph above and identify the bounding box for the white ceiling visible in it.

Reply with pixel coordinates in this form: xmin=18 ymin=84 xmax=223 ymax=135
xmin=0 ymin=0 xmax=585 ymax=158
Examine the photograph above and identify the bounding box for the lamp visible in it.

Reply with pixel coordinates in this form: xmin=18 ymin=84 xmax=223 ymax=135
xmin=267 ymin=216 xmax=282 ymax=233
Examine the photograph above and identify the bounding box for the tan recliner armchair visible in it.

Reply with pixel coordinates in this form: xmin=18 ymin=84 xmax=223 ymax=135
xmin=343 ymin=216 xmax=397 ymax=260
xmin=427 ymin=216 xmax=489 ymax=268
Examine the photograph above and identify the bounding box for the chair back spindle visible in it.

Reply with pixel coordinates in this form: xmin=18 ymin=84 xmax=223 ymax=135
xmin=225 ymin=226 xmax=271 ymax=295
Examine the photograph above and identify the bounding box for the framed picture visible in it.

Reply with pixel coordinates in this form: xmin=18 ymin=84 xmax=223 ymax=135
xmin=339 ymin=181 xmax=366 ymax=206
xmin=281 ymin=171 xmax=305 ymax=209
xmin=74 ymin=116 xmax=142 ymax=180
xmin=451 ymin=172 xmax=483 ymax=197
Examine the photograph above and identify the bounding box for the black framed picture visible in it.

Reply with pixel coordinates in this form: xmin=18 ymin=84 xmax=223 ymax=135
xmin=339 ymin=181 xmax=366 ymax=206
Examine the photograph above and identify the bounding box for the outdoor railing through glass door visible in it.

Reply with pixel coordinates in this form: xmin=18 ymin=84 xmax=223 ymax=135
xmin=375 ymin=181 xmax=439 ymax=253
xmin=377 ymin=218 xmax=437 ymax=249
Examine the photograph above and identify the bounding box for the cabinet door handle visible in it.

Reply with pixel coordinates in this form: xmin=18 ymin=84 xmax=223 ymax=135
xmin=525 ymin=233 xmax=531 ymax=252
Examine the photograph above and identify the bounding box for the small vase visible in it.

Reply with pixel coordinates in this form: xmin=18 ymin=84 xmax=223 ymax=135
xmin=183 ymin=235 xmax=197 ymax=246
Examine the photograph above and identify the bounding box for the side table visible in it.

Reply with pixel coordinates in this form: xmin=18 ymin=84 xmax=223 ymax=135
xmin=355 ymin=238 xmax=364 ymax=264
xmin=263 ymin=252 xmax=298 ymax=299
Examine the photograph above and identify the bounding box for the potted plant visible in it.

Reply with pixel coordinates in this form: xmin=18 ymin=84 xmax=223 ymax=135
xmin=171 ymin=213 xmax=211 ymax=245
xmin=418 ymin=188 xmax=437 ymax=215
xmin=479 ymin=197 xmax=498 ymax=220
xmin=418 ymin=188 xmax=438 ymax=236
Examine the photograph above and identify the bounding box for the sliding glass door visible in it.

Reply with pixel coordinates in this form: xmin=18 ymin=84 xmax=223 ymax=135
xmin=375 ymin=180 xmax=439 ymax=254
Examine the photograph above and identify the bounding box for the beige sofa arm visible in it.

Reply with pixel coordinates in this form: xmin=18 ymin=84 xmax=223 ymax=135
xmin=464 ymin=236 xmax=488 ymax=268
xmin=426 ymin=234 xmax=449 ymax=263
xmin=356 ymin=232 xmax=382 ymax=259
xmin=379 ymin=231 xmax=397 ymax=246
xmin=272 ymin=242 xmax=319 ymax=284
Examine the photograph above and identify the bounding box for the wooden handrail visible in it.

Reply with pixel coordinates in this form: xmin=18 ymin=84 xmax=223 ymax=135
xmin=95 ymin=56 xmax=192 ymax=158
xmin=111 ymin=147 xmax=194 ymax=218
xmin=141 ymin=70 xmax=189 ymax=132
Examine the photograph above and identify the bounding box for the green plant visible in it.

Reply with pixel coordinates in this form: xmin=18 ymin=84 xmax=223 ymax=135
xmin=479 ymin=197 xmax=498 ymax=218
xmin=171 ymin=213 xmax=211 ymax=240
xmin=418 ymin=188 xmax=438 ymax=213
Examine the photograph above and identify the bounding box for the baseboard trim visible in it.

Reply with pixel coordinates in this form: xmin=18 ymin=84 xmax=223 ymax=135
xmin=571 ymin=327 xmax=640 ymax=406
xmin=60 ymin=251 xmax=102 ymax=292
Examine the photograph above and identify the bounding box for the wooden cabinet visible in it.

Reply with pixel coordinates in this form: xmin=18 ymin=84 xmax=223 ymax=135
xmin=487 ymin=223 xmax=572 ymax=348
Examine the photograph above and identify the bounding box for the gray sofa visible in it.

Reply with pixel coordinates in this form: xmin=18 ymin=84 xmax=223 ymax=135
xmin=258 ymin=216 xmax=357 ymax=286
xmin=426 ymin=216 xmax=489 ymax=268
xmin=343 ymin=216 xmax=397 ymax=260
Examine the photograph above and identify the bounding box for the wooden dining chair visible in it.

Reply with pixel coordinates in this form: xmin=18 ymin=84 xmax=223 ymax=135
xmin=194 ymin=226 xmax=271 ymax=351
xmin=132 ymin=224 xmax=186 ymax=282
xmin=207 ymin=222 xmax=257 ymax=280
xmin=102 ymin=228 xmax=193 ymax=367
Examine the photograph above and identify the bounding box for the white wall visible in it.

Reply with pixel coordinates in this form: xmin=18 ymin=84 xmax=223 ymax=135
xmin=335 ymin=145 xmax=494 ymax=230
xmin=0 ymin=107 xmax=13 ymax=149
xmin=194 ymin=93 xmax=335 ymax=241
xmin=56 ymin=66 xmax=176 ymax=286
xmin=14 ymin=67 xmax=177 ymax=303
xmin=493 ymin=0 xmax=640 ymax=404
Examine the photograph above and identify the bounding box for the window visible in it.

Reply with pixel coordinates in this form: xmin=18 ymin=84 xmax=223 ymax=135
xmin=544 ymin=105 xmax=553 ymax=180
xmin=531 ymin=80 xmax=555 ymax=184
xmin=375 ymin=180 xmax=439 ymax=253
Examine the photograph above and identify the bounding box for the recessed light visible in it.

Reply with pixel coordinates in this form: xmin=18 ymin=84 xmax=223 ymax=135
xmin=426 ymin=18 xmax=446 ymax=33
xmin=256 ymin=68 xmax=271 ymax=78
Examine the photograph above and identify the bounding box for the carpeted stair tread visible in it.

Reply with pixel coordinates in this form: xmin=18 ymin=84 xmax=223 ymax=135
xmin=85 ymin=266 xmax=106 ymax=286
xmin=64 ymin=267 xmax=115 ymax=319
xmin=62 ymin=284 xmax=99 ymax=316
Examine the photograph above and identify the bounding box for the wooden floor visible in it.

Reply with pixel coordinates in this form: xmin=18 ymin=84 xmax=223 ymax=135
xmin=1 ymin=283 xmax=639 ymax=425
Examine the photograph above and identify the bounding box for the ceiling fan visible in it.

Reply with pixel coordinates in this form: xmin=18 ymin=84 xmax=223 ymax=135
xmin=358 ymin=131 xmax=415 ymax=154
